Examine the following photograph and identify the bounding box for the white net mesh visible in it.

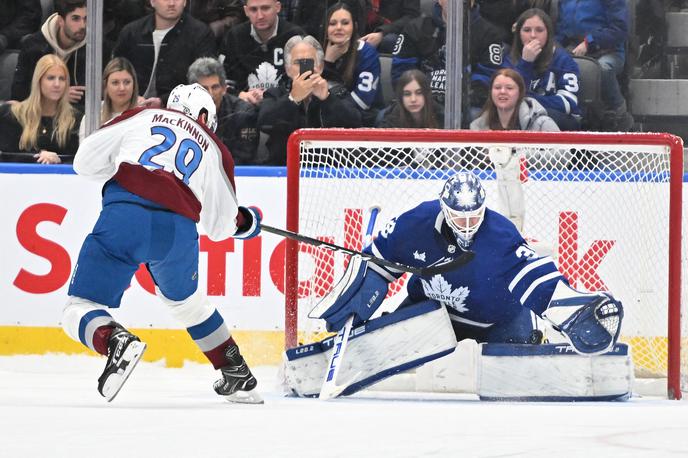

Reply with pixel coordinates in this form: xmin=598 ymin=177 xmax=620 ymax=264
xmin=285 ymin=129 xmax=686 ymax=398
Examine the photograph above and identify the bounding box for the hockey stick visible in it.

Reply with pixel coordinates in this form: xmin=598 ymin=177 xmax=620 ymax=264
xmin=261 ymin=224 xmax=475 ymax=277
xmin=318 ymin=206 xmax=381 ymax=400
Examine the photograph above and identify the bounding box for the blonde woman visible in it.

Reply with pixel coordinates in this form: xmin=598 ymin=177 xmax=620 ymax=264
xmin=0 ymin=54 xmax=81 ymax=164
xmin=79 ymin=57 xmax=142 ymax=141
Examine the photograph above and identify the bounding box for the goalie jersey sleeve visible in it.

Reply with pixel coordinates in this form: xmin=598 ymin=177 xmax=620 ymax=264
xmin=369 ymin=202 xmax=565 ymax=326
xmin=74 ymin=107 xmax=241 ymax=241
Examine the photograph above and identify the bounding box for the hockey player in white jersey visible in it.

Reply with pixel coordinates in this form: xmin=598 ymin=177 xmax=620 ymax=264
xmin=62 ymin=83 xmax=263 ymax=403
xmin=285 ymin=171 xmax=626 ymax=398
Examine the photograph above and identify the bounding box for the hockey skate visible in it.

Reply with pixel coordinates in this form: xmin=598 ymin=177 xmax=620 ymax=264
xmin=213 ymin=344 xmax=263 ymax=404
xmin=97 ymin=327 xmax=147 ymax=402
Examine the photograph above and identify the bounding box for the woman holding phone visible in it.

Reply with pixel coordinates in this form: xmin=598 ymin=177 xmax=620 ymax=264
xmin=322 ymin=2 xmax=383 ymax=125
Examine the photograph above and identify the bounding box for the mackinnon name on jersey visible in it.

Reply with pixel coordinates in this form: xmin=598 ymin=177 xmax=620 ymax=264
xmin=152 ymin=113 xmax=210 ymax=151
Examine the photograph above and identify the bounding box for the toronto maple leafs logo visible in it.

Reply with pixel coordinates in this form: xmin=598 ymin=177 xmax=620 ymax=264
xmin=413 ymin=251 xmax=426 ymax=261
xmin=420 ymin=275 xmax=470 ymax=313
xmin=247 ymin=62 xmax=281 ymax=90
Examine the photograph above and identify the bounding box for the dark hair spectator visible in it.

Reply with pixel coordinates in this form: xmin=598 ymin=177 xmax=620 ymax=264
xmin=113 ymin=0 xmax=217 ymax=105
xmin=11 ymin=0 xmax=108 ymax=108
xmin=291 ymin=0 xmax=367 ymax=42
xmin=502 ymin=8 xmax=580 ymax=130
xmin=187 ymin=56 xmax=260 ymax=165
xmin=220 ymin=0 xmax=304 ymax=107
xmin=0 ymin=0 xmax=42 ymax=54
xmin=377 ymin=69 xmax=440 ymax=128
xmin=470 ymin=67 xmax=559 ymax=131
xmin=0 ymin=54 xmax=82 ymax=163
xmin=323 ymin=2 xmax=383 ymax=125
xmin=79 ymin=57 xmax=141 ymax=141
xmin=555 ymin=0 xmax=632 ymax=130
xmin=257 ymin=35 xmax=361 ymax=165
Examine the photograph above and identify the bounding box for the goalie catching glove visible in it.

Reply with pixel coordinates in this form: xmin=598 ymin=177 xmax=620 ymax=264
xmin=233 ymin=206 xmax=261 ymax=239
xmin=317 ymin=256 xmax=390 ymax=332
xmin=541 ymin=281 xmax=624 ymax=356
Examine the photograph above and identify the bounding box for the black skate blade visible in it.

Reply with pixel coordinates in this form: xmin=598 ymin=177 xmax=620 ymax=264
xmin=221 ymin=389 xmax=264 ymax=404
xmin=101 ymin=341 xmax=147 ymax=402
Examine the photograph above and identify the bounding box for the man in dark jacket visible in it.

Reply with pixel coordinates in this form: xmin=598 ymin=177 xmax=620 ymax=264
xmin=257 ymin=35 xmax=361 ymax=165
xmin=220 ymin=0 xmax=303 ymax=107
xmin=361 ymin=0 xmax=421 ymax=53
xmin=113 ymin=0 xmax=216 ymax=105
xmin=11 ymin=0 xmax=99 ymax=105
xmin=0 ymin=0 xmax=42 ymax=54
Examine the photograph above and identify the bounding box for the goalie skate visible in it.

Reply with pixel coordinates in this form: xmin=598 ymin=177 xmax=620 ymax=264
xmin=97 ymin=327 xmax=147 ymax=402
xmin=213 ymin=345 xmax=264 ymax=404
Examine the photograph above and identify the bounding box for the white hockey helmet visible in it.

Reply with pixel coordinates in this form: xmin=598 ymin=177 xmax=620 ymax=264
xmin=439 ymin=172 xmax=487 ymax=248
xmin=167 ymin=83 xmax=218 ymax=132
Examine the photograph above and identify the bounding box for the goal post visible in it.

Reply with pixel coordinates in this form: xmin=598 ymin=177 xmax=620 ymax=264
xmin=283 ymin=128 xmax=685 ymax=399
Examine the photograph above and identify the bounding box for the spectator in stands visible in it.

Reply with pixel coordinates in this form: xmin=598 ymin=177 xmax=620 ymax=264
xmin=392 ymin=0 xmax=507 ymax=123
xmin=113 ymin=0 xmax=216 ymax=105
xmin=376 ymin=69 xmax=441 ymax=128
xmin=470 ymin=67 xmax=559 ymax=131
xmin=79 ymin=57 xmax=141 ymax=141
xmin=189 ymin=0 xmax=246 ymax=46
xmin=292 ymin=0 xmax=367 ymax=42
xmin=323 ymin=2 xmax=383 ymax=126
xmin=477 ymin=0 xmax=546 ymax=42
xmin=0 ymin=0 xmax=42 ymax=55
xmin=502 ymin=8 xmax=580 ymax=130
xmin=187 ymin=57 xmax=260 ymax=165
xmin=361 ymin=0 xmax=421 ymax=53
xmin=0 ymin=54 xmax=82 ymax=163
xmin=220 ymin=0 xmax=303 ymax=107
xmin=257 ymin=35 xmax=361 ymax=165
xmin=11 ymin=0 xmax=106 ymax=108
xmin=104 ymin=0 xmax=151 ymax=44
xmin=555 ymin=0 xmax=633 ymax=131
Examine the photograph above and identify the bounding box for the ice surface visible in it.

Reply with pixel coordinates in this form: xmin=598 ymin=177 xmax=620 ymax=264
xmin=1 ymin=355 xmax=687 ymax=458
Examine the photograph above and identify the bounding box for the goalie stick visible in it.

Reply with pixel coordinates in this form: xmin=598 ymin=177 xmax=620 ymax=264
xmin=261 ymin=224 xmax=475 ymax=277
xmin=318 ymin=206 xmax=381 ymax=400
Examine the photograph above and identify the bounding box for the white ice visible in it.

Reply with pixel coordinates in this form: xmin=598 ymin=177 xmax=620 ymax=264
xmin=1 ymin=355 xmax=687 ymax=458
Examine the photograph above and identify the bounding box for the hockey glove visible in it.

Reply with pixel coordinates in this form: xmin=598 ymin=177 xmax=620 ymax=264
xmin=234 ymin=206 xmax=261 ymax=239
xmin=319 ymin=260 xmax=389 ymax=332
xmin=542 ymin=292 xmax=623 ymax=356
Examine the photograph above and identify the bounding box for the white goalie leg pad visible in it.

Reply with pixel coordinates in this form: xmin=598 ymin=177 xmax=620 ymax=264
xmin=62 ymin=296 xmax=115 ymax=350
xmin=156 ymin=287 xmax=214 ymax=328
xmin=477 ymin=343 xmax=633 ymax=401
xmin=488 ymin=146 xmax=525 ymax=232
xmin=283 ymin=302 xmax=458 ymax=397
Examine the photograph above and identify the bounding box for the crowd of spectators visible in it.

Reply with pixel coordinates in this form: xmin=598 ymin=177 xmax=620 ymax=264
xmin=0 ymin=0 xmax=639 ymax=165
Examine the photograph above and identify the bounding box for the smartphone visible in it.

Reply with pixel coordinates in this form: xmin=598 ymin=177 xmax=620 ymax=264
xmin=298 ymin=58 xmax=315 ymax=77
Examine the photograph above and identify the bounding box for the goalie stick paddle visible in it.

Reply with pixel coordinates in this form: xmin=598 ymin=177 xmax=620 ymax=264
xmin=261 ymin=224 xmax=475 ymax=276
xmin=319 ymin=206 xmax=381 ymax=400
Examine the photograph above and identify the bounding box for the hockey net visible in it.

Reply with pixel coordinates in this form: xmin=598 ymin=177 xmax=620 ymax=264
xmin=283 ymin=129 xmax=686 ymax=399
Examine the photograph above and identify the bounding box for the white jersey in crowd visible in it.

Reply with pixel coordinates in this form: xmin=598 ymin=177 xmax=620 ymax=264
xmin=74 ymin=107 xmax=240 ymax=241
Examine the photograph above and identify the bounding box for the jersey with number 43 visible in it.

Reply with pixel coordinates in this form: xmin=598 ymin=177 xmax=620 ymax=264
xmin=369 ymin=200 xmax=565 ymax=327
xmin=73 ymin=107 xmax=239 ymax=241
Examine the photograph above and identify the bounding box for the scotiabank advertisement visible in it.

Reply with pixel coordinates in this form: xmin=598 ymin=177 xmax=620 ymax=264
xmin=0 ymin=167 xmax=290 ymax=331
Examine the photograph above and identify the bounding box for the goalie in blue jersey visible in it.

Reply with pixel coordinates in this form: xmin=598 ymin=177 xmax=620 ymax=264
xmin=320 ymin=171 xmax=624 ymax=355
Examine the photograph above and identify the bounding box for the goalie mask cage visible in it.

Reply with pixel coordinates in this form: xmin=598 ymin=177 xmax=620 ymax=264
xmin=283 ymin=129 xmax=686 ymax=400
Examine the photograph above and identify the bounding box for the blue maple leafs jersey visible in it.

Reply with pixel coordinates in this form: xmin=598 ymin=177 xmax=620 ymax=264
xmin=502 ymin=46 xmax=581 ymax=115
xmin=368 ymin=200 xmax=565 ymax=327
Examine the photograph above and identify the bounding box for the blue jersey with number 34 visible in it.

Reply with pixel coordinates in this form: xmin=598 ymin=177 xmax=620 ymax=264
xmin=369 ymin=201 xmax=565 ymax=327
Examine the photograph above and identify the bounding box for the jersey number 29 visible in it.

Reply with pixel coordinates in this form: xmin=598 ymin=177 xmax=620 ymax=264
xmin=138 ymin=125 xmax=203 ymax=185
